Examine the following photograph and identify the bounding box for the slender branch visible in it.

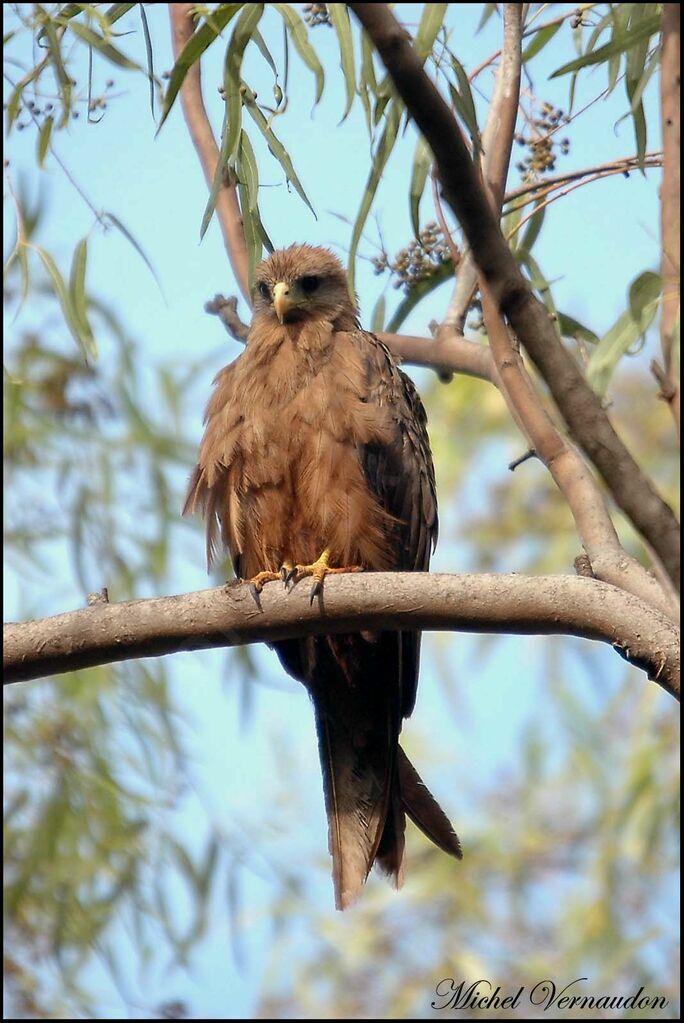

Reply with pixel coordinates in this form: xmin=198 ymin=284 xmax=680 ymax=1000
xmin=504 ymin=152 xmax=663 ymax=208
xmin=447 ymin=4 xmax=523 ymax=331
xmin=467 ymin=4 xmax=599 ymax=83
xmin=481 ymin=284 xmax=676 ymax=619
xmin=348 ymin=3 xmax=680 ymax=589
xmin=657 ymin=3 xmax=680 ymax=435
xmin=506 ymin=162 xmax=663 ymax=243
xmin=3 ymin=573 xmax=679 ymax=698
xmin=168 ymin=4 xmax=251 ymax=304
xmin=465 ymin=8 xmax=675 ymax=619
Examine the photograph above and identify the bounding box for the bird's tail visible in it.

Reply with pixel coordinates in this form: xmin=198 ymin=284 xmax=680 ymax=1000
xmin=314 ymin=705 xmax=462 ymax=910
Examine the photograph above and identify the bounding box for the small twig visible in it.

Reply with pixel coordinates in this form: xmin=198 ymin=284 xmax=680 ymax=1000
xmin=205 ymin=294 xmax=250 ymax=343
xmin=468 ymin=4 xmax=599 ymax=83
xmin=508 ymin=448 xmax=537 ymax=471
xmin=504 ymin=153 xmax=663 ymax=209
xmin=574 ymin=554 xmax=595 ymax=578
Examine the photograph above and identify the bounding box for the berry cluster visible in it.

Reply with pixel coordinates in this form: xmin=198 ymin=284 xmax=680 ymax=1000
xmin=302 ymin=3 xmax=331 ymax=27
xmin=372 ymin=223 xmax=456 ymax=293
xmin=514 ymin=101 xmax=570 ymax=179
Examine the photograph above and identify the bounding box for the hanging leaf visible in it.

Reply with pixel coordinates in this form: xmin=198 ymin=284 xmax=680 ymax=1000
xmin=241 ymin=83 xmax=315 ymax=216
xmin=522 ymin=21 xmax=562 ymax=63
xmin=158 ymin=4 xmax=244 ymax=131
xmin=328 ymin=3 xmax=356 ymax=121
xmin=409 ymin=135 xmax=433 ymax=239
xmin=551 ymin=10 xmax=661 ymax=78
xmin=348 ymin=100 xmax=402 ymax=292
xmin=414 ymin=3 xmax=447 ymax=61
xmin=273 ymin=4 xmax=324 ymax=103
xmin=587 ymin=271 xmax=662 ymax=394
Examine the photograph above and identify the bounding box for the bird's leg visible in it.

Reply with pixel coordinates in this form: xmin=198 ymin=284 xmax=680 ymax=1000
xmin=247 ymin=560 xmax=296 ymax=602
xmin=285 ymin=548 xmax=364 ymax=603
xmin=247 ymin=569 xmax=282 ymax=601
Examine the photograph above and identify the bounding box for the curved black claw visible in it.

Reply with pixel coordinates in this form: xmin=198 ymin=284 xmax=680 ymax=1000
xmin=309 ymin=579 xmax=323 ymax=605
xmin=283 ymin=565 xmax=298 ymax=591
xmin=249 ymin=583 xmax=263 ymax=608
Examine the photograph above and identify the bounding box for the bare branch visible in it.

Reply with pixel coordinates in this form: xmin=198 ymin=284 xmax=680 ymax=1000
xmin=348 ymin=2 xmax=680 ymax=589
xmin=658 ymin=4 xmax=680 ymax=435
xmin=504 ymin=152 xmax=663 ymax=208
xmin=447 ymin=3 xmax=523 ymax=331
xmin=481 ymin=284 xmax=676 ymax=619
xmin=205 ymin=293 xmax=250 ymax=342
xmin=3 ymin=574 xmax=679 ymax=699
xmin=468 ymin=3 xmax=600 ymax=83
xmin=168 ymin=4 xmax=251 ymax=304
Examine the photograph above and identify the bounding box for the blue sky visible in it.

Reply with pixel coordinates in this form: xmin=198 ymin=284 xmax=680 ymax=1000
xmin=3 ymin=4 xmax=676 ymax=1019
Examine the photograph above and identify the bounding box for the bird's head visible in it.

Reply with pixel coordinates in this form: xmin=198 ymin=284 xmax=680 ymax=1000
xmin=252 ymin=244 xmax=358 ymax=329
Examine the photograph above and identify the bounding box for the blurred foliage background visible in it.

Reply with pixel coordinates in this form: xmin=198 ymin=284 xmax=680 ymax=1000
xmin=3 ymin=3 xmax=680 ymax=1019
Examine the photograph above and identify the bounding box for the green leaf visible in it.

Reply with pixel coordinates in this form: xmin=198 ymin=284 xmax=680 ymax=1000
xmin=386 ymin=261 xmax=454 ymax=333
xmin=519 ymin=250 xmax=559 ymax=333
xmin=55 ymin=17 xmax=142 ymax=70
xmin=370 ymin=293 xmax=386 ymax=333
xmin=629 ymin=270 xmax=662 ymax=324
xmin=103 ymin=2 xmax=137 ymax=24
xmin=551 ymin=10 xmax=662 ymax=77
xmin=587 ymin=271 xmax=662 ymax=394
xmin=236 ymin=129 xmax=273 ymax=287
xmin=449 ymin=56 xmax=480 ymax=149
xmin=222 ymin=4 xmax=264 ymax=172
xmin=522 ymin=21 xmax=562 ymax=62
xmin=69 ymin=237 xmax=96 ymax=355
xmin=348 ymin=100 xmax=402 ymax=293
xmin=138 ymin=3 xmax=155 ymax=117
xmin=477 ymin=3 xmax=498 ymax=32
xmin=410 ymin=135 xmax=432 ymax=239
xmin=37 ymin=115 xmax=54 ymax=167
xmin=158 ymin=4 xmax=244 ymax=131
xmin=40 ymin=11 xmax=73 ymax=127
xmin=414 ymin=3 xmax=447 ymax=61
xmin=273 ymin=4 xmax=324 ymax=103
xmin=35 ymin=245 xmax=96 ymax=358
xmin=557 ymin=313 xmax=600 ymax=347
xmin=241 ymin=83 xmax=315 ymax=216
xmin=519 ymin=200 xmax=546 ymax=255
xmin=328 ymin=3 xmax=356 ymax=121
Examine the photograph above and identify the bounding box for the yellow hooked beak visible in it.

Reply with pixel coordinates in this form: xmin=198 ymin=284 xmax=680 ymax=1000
xmin=273 ymin=281 xmax=298 ymax=323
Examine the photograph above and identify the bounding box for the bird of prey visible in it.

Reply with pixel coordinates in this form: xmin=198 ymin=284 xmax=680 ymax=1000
xmin=184 ymin=244 xmax=462 ymax=909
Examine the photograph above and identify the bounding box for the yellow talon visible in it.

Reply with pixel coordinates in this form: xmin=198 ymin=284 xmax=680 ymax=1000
xmin=286 ymin=549 xmax=364 ymax=603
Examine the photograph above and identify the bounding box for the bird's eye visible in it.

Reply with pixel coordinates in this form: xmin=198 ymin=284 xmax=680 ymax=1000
xmin=299 ymin=275 xmax=320 ymax=294
xmin=257 ymin=281 xmax=270 ymax=301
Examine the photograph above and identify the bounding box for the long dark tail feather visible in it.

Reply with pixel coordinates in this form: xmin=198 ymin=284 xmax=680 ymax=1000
xmin=397 ymin=745 xmax=463 ymax=860
xmin=375 ymin=782 xmax=406 ymax=887
xmin=314 ymin=706 xmax=394 ymax=910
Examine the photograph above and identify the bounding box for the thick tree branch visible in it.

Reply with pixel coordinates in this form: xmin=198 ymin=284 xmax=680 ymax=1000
xmin=168 ymin=4 xmax=251 ymax=304
xmin=657 ymin=4 xmax=680 ymax=435
xmin=3 ymin=574 xmax=679 ymax=699
xmin=348 ymin=3 xmax=680 ymax=589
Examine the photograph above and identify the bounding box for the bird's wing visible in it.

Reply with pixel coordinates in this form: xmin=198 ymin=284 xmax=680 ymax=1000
xmin=351 ymin=329 xmax=438 ymax=718
xmin=182 ymin=361 xmax=245 ymax=577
